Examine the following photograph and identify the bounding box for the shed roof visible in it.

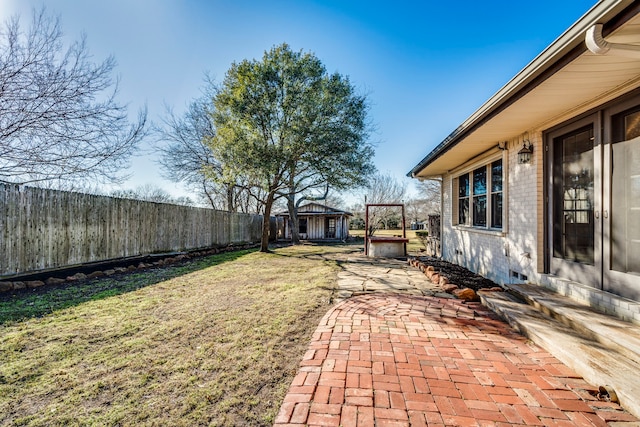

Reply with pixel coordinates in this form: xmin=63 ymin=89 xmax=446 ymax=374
xmin=274 ymin=202 xmax=352 ymax=217
xmin=408 ymin=0 xmax=640 ymax=178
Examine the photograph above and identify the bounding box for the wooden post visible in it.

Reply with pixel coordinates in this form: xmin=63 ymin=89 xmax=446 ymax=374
xmin=401 ymin=204 xmax=407 ymax=256
xmin=364 ymin=204 xmax=369 ymax=255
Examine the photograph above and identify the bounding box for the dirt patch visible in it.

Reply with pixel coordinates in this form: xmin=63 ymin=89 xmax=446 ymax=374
xmin=413 ymin=256 xmax=498 ymax=292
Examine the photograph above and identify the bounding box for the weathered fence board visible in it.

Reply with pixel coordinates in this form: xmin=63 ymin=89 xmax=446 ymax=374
xmin=0 ymin=183 xmax=263 ymax=276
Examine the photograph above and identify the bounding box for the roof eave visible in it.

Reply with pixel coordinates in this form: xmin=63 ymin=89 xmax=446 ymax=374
xmin=408 ymin=0 xmax=635 ymax=179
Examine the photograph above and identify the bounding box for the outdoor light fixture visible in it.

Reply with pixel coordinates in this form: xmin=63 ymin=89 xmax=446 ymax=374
xmin=518 ymin=141 xmax=534 ymax=164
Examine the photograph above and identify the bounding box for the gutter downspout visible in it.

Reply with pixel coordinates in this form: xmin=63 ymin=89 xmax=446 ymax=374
xmin=586 ymin=23 xmax=640 ymax=58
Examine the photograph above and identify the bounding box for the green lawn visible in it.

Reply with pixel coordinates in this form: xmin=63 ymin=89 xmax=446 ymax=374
xmin=0 ymin=245 xmax=349 ymax=426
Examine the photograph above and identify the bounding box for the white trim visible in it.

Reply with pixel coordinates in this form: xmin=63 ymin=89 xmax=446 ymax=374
xmin=449 ymin=148 xmax=503 ymax=176
xmin=586 ymin=23 xmax=640 ymax=58
xmin=502 ymin=149 xmax=510 ymax=236
xmin=451 ymin=151 xmax=507 ymax=233
xmin=450 ymin=0 xmax=628 ymax=142
xmin=453 ymin=226 xmax=506 ymax=238
xmin=409 ymin=0 xmax=633 ymax=179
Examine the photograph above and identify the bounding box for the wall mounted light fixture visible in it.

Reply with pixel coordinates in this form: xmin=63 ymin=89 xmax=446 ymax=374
xmin=518 ymin=141 xmax=534 ymax=164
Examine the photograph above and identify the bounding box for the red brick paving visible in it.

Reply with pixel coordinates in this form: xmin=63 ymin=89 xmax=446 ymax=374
xmin=274 ymin=294 xmax=638 ymax=426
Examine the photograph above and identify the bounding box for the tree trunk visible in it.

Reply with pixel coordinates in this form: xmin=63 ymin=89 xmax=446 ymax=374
xmin=288 ymin=195 xmax=301 ymax=244
xmin=202 ymin=179 xmax=216 ymax=209
xmin=226 ymin=185 xmax=235 ymax=212
xmin=260 ymin=190 xmax=275 ymax=252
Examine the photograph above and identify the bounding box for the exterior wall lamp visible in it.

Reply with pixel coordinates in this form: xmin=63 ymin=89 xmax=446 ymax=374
xmin=518 ymin=141 xmax=534 ymax=164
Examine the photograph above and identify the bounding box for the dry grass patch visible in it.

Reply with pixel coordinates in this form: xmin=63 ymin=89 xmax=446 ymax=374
xmin=0 ymin=244 xmax=350 ymax=426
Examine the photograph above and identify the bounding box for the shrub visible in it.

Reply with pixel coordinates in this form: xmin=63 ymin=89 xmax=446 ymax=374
xmin=416 ymin=231 xmax=429 ymax=248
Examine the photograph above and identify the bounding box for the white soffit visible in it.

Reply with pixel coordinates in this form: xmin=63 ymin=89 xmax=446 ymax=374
xmin=414 ymin=6 xmax=640 ymax=178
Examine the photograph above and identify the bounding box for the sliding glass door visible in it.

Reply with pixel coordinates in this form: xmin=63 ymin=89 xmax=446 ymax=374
xmin=604 ymin=104 xmax=640 ymax=300
xmin=549 ymin=116 xmax=601 ymax=286
xmin=548 ymin=99 xmax=640 ymax=301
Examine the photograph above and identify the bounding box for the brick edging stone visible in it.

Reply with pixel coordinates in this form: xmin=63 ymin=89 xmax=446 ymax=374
xmin=407 ymin=256 xmax=503 ymax=302
xmin=0 ymin=243 xmax=260 ymax=293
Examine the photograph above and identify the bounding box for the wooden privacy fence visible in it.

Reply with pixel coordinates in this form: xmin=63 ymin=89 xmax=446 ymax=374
xmin=0 ymin=183 xmax=263 ymax=277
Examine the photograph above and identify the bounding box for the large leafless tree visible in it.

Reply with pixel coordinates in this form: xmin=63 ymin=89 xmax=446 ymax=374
xmin=410 ymin=179 xmax=441 ymax=220
xmin=155 ymin=95 xmax=221 ymax=208
xmin=0 ymin=9 xmax=146 ymax=185
xmin=155 ymin=85 xmax=266 ymax=214
xmin=110 ymin=184 xmax=195 ymax=206
xmin=362 ymin=172 xmax=406 ymax=234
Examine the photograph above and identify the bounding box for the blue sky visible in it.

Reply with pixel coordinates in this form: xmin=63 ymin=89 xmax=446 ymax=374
xmin=1 ymin=0 xmax=597 ymax=202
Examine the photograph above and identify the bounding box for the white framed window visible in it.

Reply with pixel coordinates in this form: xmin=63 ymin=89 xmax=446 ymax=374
xmin=455 ymin=158 xmax=503 ymax=230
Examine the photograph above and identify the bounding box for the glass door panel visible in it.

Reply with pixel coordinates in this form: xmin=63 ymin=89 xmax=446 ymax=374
xmin=552 ymin=126 xmax=595 ymax=264
xmin=548 ymin=103 xmax=640 ymax=301
xmin=325 ymin=218 xmax=336 ymax=239
xmin=610 ymin=109 xmax=640 ymax=276
xmin=602 ymin=103 xmax=640 ymax=301
xmin=548 ymin=117 xmax=600 ymax=288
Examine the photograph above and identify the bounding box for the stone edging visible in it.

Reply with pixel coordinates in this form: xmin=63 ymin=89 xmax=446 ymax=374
xmin=0 ymin=243 xmax=260 ymax=293
xmin=407 ymin=256 xmax=503 ymax=302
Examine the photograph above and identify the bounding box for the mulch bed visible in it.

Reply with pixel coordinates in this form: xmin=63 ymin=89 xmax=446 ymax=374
xmin=413 ymin=256 xmax=498 ymax=292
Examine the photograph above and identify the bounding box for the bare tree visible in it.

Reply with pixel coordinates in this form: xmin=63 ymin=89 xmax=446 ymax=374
xmin=155 ymin=94 xmax=221 ymax=207
xmin=348 ymin=202 xmax=365 ymax=229
xmin=155 ymin=82 xmax=265 ymax=213
xmin=412 ymin=179 xmax=441 ymax=217
xmin=323 ymin=192 xmax=346 ymax=211
xmin=362 ymin=173 xmax=406 ymax=234
xmin=0 ymin=8 xmax=147 ymax=185
xmin=405 ymin=199 xmax=424 ymax=227
xmin=110 ymin=184 xmax=195 ymax=205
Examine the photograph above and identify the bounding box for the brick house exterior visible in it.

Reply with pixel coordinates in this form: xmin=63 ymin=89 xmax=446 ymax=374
xmin=409 ymin=0 xmax=640 ymax=321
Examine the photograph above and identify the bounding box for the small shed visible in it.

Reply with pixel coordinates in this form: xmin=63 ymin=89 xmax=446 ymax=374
xmin=410 ymin=221 xmax=425 ymax=230
xmin=275 ymin=203 xmax=351 ymax=241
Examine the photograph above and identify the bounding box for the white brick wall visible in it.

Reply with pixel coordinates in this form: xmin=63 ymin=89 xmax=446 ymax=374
xmin=441 ymin=135 xmax=541 ymax=286
xmin=432 ymin=131 xmax=640 ymax=322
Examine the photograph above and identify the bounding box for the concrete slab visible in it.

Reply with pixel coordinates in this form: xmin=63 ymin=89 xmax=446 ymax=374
xmin=334 ymin=252 xmax=438 ymax=300
xmin=508 ymin=283 xmax=640 ymax=366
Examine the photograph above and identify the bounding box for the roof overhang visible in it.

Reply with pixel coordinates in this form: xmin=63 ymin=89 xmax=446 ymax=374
xmin=275 ymin=211 xmax=353 ymax=217
xmin=409 ymin=0 xmax=640 ymax=179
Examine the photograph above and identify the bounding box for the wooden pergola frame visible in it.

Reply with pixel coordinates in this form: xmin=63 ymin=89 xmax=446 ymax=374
xmin=364 ymin=203 xmax=406 ymax=256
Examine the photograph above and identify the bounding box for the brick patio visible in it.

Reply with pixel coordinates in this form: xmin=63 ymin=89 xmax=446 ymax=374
xmin=274 ymin=293 xmax=638 ymax=426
